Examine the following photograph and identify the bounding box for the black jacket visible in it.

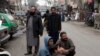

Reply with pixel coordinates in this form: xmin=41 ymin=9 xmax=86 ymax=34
xmin=27 ymin=13 xmax=43 ymax=36
xmin=47 ymin=13 xmax=61 ymax=32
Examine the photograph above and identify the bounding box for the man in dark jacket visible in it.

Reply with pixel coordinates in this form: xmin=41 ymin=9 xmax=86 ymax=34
xmin=25 ymin=6 xmax=43 ymax=55
xmin=56 ymin=32 xmax=75 ymax=56
xmin=47 ymin=7 xmax=61 ymax=44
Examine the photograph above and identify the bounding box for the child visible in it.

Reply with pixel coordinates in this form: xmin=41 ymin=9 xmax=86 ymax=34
xmin=39 ymin=36 xmax=55 ymax=56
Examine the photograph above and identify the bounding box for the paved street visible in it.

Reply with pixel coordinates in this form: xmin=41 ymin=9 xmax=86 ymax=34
xmin=4 ymin=22 xmax=100 ymax=56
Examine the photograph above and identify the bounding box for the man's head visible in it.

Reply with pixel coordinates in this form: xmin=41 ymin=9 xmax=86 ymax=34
xmin=51 ymin=7 xmax=57 ymax=14
xmin=60 ymin=32 xmax=68 ymax=41
xmin=30 ymin=6 xmax=37 ymax=13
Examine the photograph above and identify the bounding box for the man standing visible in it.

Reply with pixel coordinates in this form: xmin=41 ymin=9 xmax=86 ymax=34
xmin=25 ymin=6 xmax=43 ymax=55
xmin=47 ymin=7 xmax=61 ymax=44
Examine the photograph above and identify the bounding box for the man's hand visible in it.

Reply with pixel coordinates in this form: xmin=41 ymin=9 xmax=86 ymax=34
xmin=40 ymin=34 xmax=42 ymax=37
xmin=62 ymin=50 xmax=69 ymax=54
xmin=57 ymin=47 xmax=64 ymax=54
xmin=57 ymin=49 xmax=63 ymax=54
xmin=40 ymin=33 xmax=43 ymax=36
xmin=57 ymin=47 xmax=69 ymax=54
xmin=59 ymin=47 xmax=65 ymax=51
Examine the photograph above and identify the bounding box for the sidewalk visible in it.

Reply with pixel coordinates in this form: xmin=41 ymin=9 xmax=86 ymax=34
xmin=68 ymin=21 xmax=100 ymax=33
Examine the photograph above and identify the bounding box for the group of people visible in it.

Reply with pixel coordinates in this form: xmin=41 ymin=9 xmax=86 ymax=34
xmin=25 ymin=6 xmax=75 ymax=56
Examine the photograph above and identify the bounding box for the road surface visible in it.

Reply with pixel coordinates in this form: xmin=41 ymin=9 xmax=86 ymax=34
xmin=4 ymin=22 xmax=100 ymax=56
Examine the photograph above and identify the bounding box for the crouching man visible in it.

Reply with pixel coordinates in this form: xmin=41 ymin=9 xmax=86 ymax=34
xmin=55 ymin=32 xmax=76 ymax=56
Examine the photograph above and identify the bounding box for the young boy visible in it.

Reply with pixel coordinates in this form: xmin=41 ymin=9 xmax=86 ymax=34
xmin=39 ymin=36 xmax=55 ymax=56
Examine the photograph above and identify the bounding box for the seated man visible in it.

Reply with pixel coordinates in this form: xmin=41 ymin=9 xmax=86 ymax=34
xmin=39 ymin=36 xmax=55 ymax=56
xmin=55 ymin=32 xmax=76 ymax=56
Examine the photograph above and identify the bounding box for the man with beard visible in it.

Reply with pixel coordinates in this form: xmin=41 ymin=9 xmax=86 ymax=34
xmin=56 ymin=32 xmax=75 ymax=56
xmin=47 ymin=7 xmax=61 ymax=44
xmin=25 ymin=6 xmax=43 ymax=55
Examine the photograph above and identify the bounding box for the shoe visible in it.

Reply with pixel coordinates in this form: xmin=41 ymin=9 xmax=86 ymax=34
xmin=33 ymin=53 xmax=37 ymax=56
xmin=24 ymin=52 xmax=32 ymax=55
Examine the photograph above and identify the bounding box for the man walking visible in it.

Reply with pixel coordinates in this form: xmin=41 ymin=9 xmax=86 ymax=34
xmin=25 ymin=6 xmax=43 ymax=55
xmin=47 ymin=7 xmax=61 ymax=44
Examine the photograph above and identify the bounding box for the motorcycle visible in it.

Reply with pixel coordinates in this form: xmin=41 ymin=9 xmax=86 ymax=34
xmin=85 ymin=12 xmax=94 ymax=26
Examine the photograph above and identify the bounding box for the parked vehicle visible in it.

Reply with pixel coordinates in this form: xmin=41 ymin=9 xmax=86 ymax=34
xmin=0 ymin=48 xmax=11 ymax=56
xmin=85 ymin=12 xmax=94 ymax=26
xmin=0 ymin=13 xmax=18 ymax=39
xmin=0 ymin=26 xmax=10 ymax=46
